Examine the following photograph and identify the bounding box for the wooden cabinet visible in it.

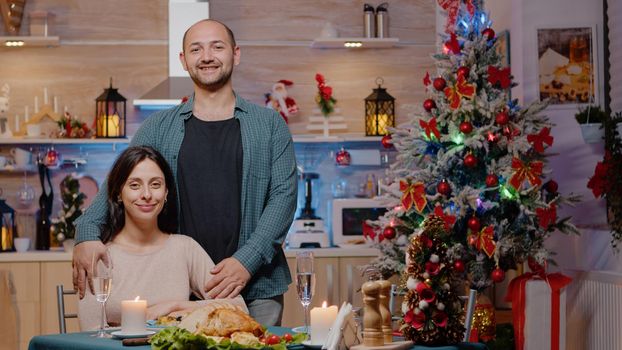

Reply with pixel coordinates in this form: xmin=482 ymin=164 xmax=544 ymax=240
xmin=40 ymin=262 xmax=78 ymax=334
xmin=282 ymin=254 xmax=376 ymax=327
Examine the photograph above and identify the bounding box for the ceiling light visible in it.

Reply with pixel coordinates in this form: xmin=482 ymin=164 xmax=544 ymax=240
xmin=5 ymin=40 xmax=24 ymax=47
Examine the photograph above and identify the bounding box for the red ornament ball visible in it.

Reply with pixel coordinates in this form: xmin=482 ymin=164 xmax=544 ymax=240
xmin=459 ymin=121 xmax=474 ymax=134
xmin=433 ymin=77 xmax=447 ymax=91
xmin=467 ymin=216 xmax=481 ymax=232
xmin=545 ymin=180 xmax=559 ymax=193
xmin=381 ymin=134 xmax=393 ymax=149
xmin=491 ymin=268 xmax=505 ymax=283
xmin=453 ymin=260 xmax=465 ymax=273
xmin=423 ymin=99 xmax=437 ymax=112
xmin=464 ymin=153 xmax=478 ymax=168
xmin=383 ymin=226 xmax=397 ymax=240
xmin=485 ymin=174 xmax=499 ymax=187
xmin=482 ymin=28 xmax=496 ymax=41
xmin=335 ymin=148 xmax=351 ymax=166
xmin=495 ymin=111 xmax=510 ymax=125
xmin=457 ymin=66 xmax=470 ymax=78
xmin=437 ymin=181 xmax=452 ymax=196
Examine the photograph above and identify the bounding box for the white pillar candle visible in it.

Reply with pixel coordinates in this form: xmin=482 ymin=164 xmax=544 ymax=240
xmin=25 ymin=106 xmax=29 ymax=122
xmin=54 ymin=96 xmax=58 ymax=113
xmin=14 ymin=114 xmax=19 ymax=132
xmin=43 ymin=87 xmax=48 ymax=104
xmin=34 ymin=97 xmax=39 ymax=113
xmin=310 ymin=301 xmax=338 ymax=345
xmin=121 ymin=296 xmax=147 ymax=333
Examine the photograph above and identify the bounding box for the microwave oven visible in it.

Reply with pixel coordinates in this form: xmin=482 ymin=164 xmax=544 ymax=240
xmin=331 ymin=198 xmax=390 ymax=247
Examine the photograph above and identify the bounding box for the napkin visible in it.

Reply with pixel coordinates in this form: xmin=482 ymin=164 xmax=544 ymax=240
xmin=322 ymin=302 xmax=357 ymax=350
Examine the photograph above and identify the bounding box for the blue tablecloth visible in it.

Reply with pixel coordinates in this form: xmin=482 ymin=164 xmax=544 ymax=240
xmin=28 ymin=327 xmax=486 ymax=350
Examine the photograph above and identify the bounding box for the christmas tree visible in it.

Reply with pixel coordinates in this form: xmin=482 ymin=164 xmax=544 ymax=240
xmin=368 ymin=3 xmax=579 ymax=294
xmin=52 ymin=175 xmax=86 ymax=242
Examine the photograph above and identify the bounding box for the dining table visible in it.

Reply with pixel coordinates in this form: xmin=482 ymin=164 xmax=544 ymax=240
xmin=28 ymin=326 xmax=488 ymax=350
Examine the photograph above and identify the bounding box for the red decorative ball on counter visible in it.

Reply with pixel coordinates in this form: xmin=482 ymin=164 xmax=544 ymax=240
xmin=335 ymin=147 xmax=351 ymax=166
xmin=381 ymin=134 xmax=393 ymax=149
xmin=545 ymin=179 xmax=559 ymax=193
xmin=459 ymin=121 xmax=473 ymax=134
xmin=453 ymin=260 xmax=465 ymax=273
xmin=495 ymin=111 xmax=510 ymax=125
xmin=467 ymin=216 xmax=481 ymax=232
xmin=433 ymin=77 xmax=447 ymax=91
xmin=437 ymin=180 xmax=452 ymax=196
xmin=383 ymin=226 xmax=397 ymax=240
xmin=457 ymin=66 xmax=470 ymax=78
xmin=464 ymin=153 xmax=478 ymax=168
xmin=423 ymin=99 xmax=437 ymax=112
xmin=482 ymin=28 xmax=496 ymax=41
xmin=491 ymin=268 xmax=505 ymax=283
xmin=485 ymin=174 xmax=499 ymax=187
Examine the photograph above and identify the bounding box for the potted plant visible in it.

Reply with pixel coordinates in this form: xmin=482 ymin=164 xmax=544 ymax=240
xmin=575 ymin=105 xmax=607 ymax=143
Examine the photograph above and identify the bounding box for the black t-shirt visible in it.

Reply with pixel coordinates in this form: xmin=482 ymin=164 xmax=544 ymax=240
xmin=177 ymin=115 xmax=242 ymax=264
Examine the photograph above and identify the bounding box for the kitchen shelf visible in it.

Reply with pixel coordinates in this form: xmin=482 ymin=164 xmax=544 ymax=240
xmin=293 ymin=134 xmax=383 ymax=143
xmin=0 ymin=137 xmax=129 ymax=145
xmin=311 ymin=37 xmax=399 ymax=49
xmin=2 ymin=36 xmax=60 ymax=48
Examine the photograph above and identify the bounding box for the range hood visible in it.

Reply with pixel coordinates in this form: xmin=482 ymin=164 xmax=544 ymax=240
xmin=133 ymin=0 xmax=209 ymax=109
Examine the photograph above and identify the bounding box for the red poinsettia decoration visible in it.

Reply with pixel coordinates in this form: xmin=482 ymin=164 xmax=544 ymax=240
xmin=432 ymin=205 xmax=457 ymax=231
xmin=487 ymin=65 xmax=511 ymax=89
xmin=432 ymin=311 xmax=449 ymax=328
xmin=587 ymin=151 xmax=612 ymax=198
xmin=404 ymin=309 xmax=427 ymax=330
xmin=535 ymin=203 xmax=557 ymax=229
xmin=315 ymin=73 xmax=337 ymax=117
xmin=527 ymin=127 xmax=554 ymax=153
xmin=416 ymin=282 xmax=436 ymax=303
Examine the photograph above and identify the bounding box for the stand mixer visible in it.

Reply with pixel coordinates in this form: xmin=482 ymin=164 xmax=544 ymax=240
xmin=288 ymin=172 xmax=329 ymax=248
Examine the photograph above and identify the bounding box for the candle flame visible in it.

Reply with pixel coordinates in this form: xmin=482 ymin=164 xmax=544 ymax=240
xmin=134 ymin=296 xmax=140 ymax=301
xmin=322 ymin=301 xmax=327 ymax=308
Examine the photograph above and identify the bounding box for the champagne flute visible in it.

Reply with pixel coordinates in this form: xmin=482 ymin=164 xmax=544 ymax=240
xmin=296 ymin=251 xmax=315 ymax=336
xmin=92 ymin=250 xmax=113 ymax=338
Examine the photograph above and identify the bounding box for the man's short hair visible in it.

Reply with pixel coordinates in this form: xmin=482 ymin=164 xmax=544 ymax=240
xmin=182 ymin=19 xmax=237 ymax=51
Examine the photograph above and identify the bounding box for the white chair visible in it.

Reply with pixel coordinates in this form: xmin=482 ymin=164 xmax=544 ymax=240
xmin=56 ymin=285 xmax=77 ymax=333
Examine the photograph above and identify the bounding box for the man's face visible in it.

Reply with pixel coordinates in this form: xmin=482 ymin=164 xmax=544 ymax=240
xmin=179 ymin=21 xmax=240 ymax=91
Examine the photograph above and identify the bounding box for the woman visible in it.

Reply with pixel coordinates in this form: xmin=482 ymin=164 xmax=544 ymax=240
xmin=78 ymin=146 xmax=245 ymax=330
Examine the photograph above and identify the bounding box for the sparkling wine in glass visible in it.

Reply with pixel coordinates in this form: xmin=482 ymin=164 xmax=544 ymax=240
xmin=296 ymin=251 xmax=315 ymax=336
xmin=92 ymin=250 xmax=113 ymax=338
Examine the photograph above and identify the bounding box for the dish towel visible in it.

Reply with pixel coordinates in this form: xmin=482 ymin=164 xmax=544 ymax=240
xmin=0 ymin=270 xmax=19 ymax=350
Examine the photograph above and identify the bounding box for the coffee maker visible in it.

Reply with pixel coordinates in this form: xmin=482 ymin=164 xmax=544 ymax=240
xmin=288 ymin=172 xmax=329 ymax=248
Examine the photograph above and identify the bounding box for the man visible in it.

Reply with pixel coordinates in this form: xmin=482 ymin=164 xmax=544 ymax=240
xmin=73 ymin=19 xmax=297 ymax=326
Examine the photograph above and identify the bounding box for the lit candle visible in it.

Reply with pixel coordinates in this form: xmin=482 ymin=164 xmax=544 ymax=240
xmin=121 ymin=296 xmax=147 ymax=333
xmin=54 ymin=96 xmax=58 ymax=113
xmin=43 ymin=87 xmax=48 ymax=104
xmin=310 ymin=301 xmax=338 ymax=345
xmin=34 ymin=97 xmax=39 ymax=113
xmin=98 ymin=114 xmax=120 ymax=137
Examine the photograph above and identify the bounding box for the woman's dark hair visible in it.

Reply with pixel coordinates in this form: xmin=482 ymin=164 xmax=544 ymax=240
xmin=100 ymin=146 xmax=178 ymax=243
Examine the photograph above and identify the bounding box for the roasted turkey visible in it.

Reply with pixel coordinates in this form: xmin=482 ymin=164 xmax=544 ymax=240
xmin=197 ymin=308 xmax=264 ymax=337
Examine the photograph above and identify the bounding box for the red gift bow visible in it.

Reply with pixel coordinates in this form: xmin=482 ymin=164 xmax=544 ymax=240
xmin=527 ymin=127 xmax=554 ymax=153
xmin=487 ymin=65 xmax=512 ymax=89
xmin=432 ymin=205 xmax=456 ymax=231
xmin=419 ymin=117 xmax=441 ymax=140
xmin=468 ymin=225 xmax=496 ymax=257
xmin=444 ymin=74 xmax=476 ymax=110
xmin=509 ymin=158 xmax=543 ymax=189
xmin=400 ymin=180 xmax=427 ymax=212
xmin=505 ymin=266 xmax=572 ymax=350
xmin=535 ymin=203 xmax=557 ymax=229
xmin=437 ymin=0 xmax=475 ymax=34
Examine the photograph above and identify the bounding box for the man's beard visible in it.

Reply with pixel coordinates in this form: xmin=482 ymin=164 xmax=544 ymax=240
xmin=189 ymin=61 xmax=233 ymax=91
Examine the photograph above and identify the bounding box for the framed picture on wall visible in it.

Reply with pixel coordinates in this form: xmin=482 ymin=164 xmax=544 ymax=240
xmin=495 ymin=30 xmax=510 ymax=68
xmin=536 ymin=26 xmax=598 ymax=107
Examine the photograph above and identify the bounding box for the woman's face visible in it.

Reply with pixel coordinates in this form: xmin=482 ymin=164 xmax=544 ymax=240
xmin=120 ymin=159 xmax=168 ymax=224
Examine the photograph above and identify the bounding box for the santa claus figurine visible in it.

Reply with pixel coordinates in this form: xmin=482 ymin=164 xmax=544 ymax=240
xmin=265 ymin=79 xmax=298 ymax=123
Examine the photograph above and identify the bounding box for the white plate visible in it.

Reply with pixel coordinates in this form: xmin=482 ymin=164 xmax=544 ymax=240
xmin=302 ymin=340 xmax=323 ymax=349
xmin=292 ymin=326 xmax=308 ymax=334
xmin=110 ymin=330 xmax=156 ymax=339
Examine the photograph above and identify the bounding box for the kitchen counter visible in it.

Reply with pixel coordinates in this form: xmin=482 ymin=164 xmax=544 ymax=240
xmin=0 ymin=246 xmax=379 ymax=262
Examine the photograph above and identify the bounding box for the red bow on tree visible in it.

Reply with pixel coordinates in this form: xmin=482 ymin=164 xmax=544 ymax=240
xmin=400 ymin=180 xmax=427 ymax=212
xmin=487 ymin=66 xmax=512 ymax=89
xmin=419 ymin=117 xmax=441 ymax=140
xmin=535 ymin=204 xmax=557 ymax=229
xmin=423 ymin=72 xmax=431 ymax=86
xmin=432 ymin=205 xmax=456 ymax=231
xmin=527 ymin=127 xmax=554 ymax=153
xmin=509 ymin=158 xmax=543 ymax=189
xmin=437 ymin=0 xmax=476 ymax=34
xmin=468 ymin=225 xmax=496 ymax=258
xmin=444 ymin=74 xmax=476 ymax=110
xmin=444 ymin=33 xmax=461 ymax=54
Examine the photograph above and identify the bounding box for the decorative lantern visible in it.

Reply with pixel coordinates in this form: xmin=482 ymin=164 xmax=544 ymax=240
xmin=0 ymin=191 xmax=16 ymax=252
xmin=365 ymin=77 xmax=395 ymax=136
xmin=95 ymin=78 xmax=126 ymax=138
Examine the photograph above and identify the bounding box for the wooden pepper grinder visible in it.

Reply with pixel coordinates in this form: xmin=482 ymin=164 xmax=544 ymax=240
xmin=362 ymin=280 xmax=384 ymax=346
xmin=378 ymin=280 xmax=393 ymax=343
